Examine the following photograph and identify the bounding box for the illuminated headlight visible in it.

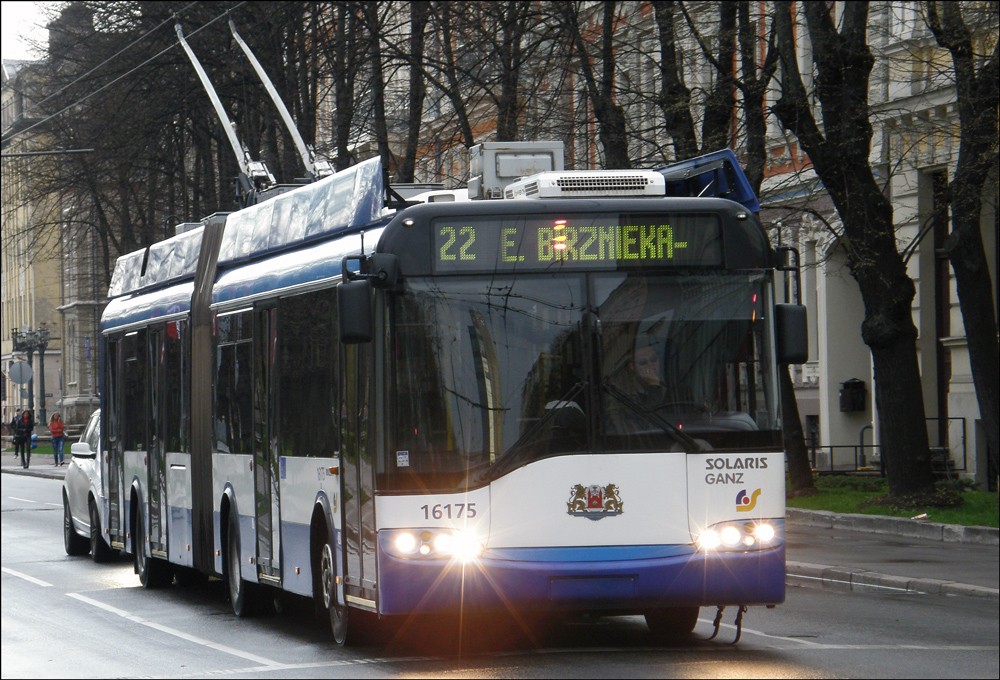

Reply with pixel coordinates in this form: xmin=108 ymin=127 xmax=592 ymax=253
xmin=696 ymin=521 xmax=781 ymax=552
xmin=383 ymin=529 xmax=485 ymax=563
xmin=393 ymin=532 xmax=418 ymax=555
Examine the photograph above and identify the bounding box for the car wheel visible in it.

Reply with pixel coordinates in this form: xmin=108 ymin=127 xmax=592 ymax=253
xmin=645 ymin=606 xmax=699 ymax=640
xmin=89 ymin=499 xmax=116 ymax=563
xmin=135 ymin=509 xmax=172 ymax=588
xmin=63 ymin=494 xmax=89 ymax=556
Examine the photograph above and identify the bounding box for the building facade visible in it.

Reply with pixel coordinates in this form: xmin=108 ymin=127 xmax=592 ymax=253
xmin=1 ymin=58 xmax=67 ymax=432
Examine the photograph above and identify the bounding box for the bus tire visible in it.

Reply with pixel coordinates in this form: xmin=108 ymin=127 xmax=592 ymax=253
xmin=226 ymin=511 xmax=252 ymax=617
xmin=90 ymin=499 xmax=116 ymax=563
xmin=319 ymin=540 xmax=349 ymax=646
xmin=63 ymin=494 xmax=89 ymax=556
xmin=645 ymin=606 xmax=699 ymax=640
xmin=135 ymin=509 xmax=172 ymax=588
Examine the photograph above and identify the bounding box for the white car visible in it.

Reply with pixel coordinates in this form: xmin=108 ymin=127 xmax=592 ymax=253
xmin=62 ymin=409 xmax=117 ymax=562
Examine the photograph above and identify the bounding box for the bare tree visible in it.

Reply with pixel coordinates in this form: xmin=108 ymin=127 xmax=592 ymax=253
xmin=317 ymin=1 xmax=363 ymax=170
xmin=558 ymin=1 xmax=631 ymax=169
xmin=772 ymin=1 xmax=936 ymax=497
xmin=397 ymin=1 xmax=430 ymax=182
xmin=652 ymin=1 xmax=698 ymax=161
xmin=361 ymin=3 xmax=394 ymax=171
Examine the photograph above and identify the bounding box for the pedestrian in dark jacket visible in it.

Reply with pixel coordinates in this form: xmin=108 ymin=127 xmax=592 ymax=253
xmin=13 ymin=410 xmax=35 ymax=469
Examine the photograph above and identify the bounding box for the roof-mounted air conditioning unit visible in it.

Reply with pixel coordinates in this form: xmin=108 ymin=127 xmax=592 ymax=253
xmin=503 ymin=170 xmax=666 ymax=199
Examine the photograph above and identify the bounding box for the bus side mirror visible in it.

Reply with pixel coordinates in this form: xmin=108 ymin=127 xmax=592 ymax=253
xmin=338 ymin=279 xmax=373 ymax=343
xmin=368 ymin=253 xmax=399 ymax=288
xmin=775 ymin=303 xmax=807 ymax=364
xmin=342 ymin=256 xmax=364 ymax=279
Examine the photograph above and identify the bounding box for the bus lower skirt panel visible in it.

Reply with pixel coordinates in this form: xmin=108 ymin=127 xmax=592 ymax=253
xmin=376 ymin=546 xmax=785 ymax=616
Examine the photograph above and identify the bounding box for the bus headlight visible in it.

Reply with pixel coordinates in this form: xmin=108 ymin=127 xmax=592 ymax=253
xmin=695 ymin=520 xmax=781 ymax=552
xmin=393 ymin=532 xmax=418 ymax=555
xmin=383 ymin=529 xmax=485 ymax=563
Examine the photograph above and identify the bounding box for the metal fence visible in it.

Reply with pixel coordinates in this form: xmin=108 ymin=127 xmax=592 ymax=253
xmin=808 ymin=417 xmax=967 ymax=476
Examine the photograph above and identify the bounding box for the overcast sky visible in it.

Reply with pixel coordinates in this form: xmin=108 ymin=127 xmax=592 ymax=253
xmin=1 ymin=1 xmax=59 ymax=62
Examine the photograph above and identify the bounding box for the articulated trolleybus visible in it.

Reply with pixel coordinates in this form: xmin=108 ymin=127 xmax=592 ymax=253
xmin=99 ymin=142 xmax=807 ymax=645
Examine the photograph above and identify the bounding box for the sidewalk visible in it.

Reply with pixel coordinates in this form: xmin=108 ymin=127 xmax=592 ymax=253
xmin=2 ymin=445 xmax=69 ymax=477
xmin=785 ymin=509 xmax=998 ymax=601
xmin=2 ymin=452 xmax=996 ymax=601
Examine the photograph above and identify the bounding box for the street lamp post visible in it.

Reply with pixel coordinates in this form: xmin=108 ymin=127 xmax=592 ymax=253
xmin=12 ymin=327 xmax=52 ymax=423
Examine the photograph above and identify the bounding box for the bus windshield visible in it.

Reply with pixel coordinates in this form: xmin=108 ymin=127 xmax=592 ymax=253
xmin=384 ymin=271 xmax=780 ymax=491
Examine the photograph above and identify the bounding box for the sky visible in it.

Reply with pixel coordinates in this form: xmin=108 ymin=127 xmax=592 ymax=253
xmin=1 ymin=1 xmax=60 ymax=62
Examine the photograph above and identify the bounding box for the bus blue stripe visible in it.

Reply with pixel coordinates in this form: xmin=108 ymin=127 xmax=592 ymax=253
xmin=376 ymin=546 xmax=785 ymax=615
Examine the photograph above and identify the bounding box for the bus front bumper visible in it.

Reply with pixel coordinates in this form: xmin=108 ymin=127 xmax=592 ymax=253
xmin=375 ymin=539 xmax=786 ymax=616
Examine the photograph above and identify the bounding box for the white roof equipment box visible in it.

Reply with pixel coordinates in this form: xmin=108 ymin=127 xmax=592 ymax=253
xmin=504 ymin=170 xmax=666 ymax=199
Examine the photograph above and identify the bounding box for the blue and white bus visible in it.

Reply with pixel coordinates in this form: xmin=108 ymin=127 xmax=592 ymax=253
xmin=97 ymin=145 xmax=806 ymax=645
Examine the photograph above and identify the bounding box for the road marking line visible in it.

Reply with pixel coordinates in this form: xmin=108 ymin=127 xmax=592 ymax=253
xmin=161 ymin=657 xmax=436 ymax=678
xmin=8 ymin=496 xmax=38 ymax=503
xmin=67 ymin=593 xmax=283 ymax=666
xmin=1 ymin=567 xmax=54 ymax=587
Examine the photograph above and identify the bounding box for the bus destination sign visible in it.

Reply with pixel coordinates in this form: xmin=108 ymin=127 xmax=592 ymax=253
xmin=432 ymin=214 xmax=723 ymax=273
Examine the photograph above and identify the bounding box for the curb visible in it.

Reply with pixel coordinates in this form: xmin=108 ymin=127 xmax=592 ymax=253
xmin=786 ymin=508 xmax=999 ymax=546
xmin=786 ymin=560 xmax=1000 ymax=602
xmin=1 ymin=468 xmax=66 ymax=481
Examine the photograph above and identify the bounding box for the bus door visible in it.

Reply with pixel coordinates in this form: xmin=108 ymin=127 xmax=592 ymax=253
xmin=340 ymin=343 xmax=377 ymax=601
xmin=253 ymin=306 xmax=281 ymax=580
xmin=106 ymin=337 xmax=124 ymax=548
xmin=147 ymin=328 xmax=167 ymax=555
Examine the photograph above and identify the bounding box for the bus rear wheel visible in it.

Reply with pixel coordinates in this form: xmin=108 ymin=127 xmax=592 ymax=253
xmin=320 ymin=541 xmax=349 ymax=645
xmin=645 ymin=606 xmax=699 ymax=640
xmin=226 ymin=511 xmax=252 ymax=617
xmin=135 ymin=509 xmax=172 ymax=588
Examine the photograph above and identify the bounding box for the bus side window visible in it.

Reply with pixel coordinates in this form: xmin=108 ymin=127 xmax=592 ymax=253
xmin=277 ymin=290 xmax=339 ymax=458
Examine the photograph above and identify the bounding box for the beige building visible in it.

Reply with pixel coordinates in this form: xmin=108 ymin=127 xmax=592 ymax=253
xmin=2 ymin=58 xmax=68 ymax=431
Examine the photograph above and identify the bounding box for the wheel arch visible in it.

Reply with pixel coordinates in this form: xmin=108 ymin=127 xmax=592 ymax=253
xmin=309 ymin=493 xmax=335 ymax=595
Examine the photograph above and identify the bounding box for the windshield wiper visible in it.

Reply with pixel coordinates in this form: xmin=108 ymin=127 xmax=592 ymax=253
xmin=601 ymin=380 xmax=705 ymax=453
xmin=469 ymin=381 xmax=587 ymax=484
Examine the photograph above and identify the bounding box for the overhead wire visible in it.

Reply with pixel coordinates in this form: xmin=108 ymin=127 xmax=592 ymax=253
xmin=5 ymin=1 xmax=247 ymax=145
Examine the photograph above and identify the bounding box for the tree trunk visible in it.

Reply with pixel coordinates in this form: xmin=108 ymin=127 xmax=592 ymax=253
xmin=947 ymin=188 xmax=1000 ymax=485
xmin=772 ymin=0 xmax=936 ymax=497
xmin=926 ymin=0 xmax=1000 ymax=486
xmin=782 ymin=365 xmax=815 ymax=495
xmin=562 ymin=1 xmax=631 ymax=168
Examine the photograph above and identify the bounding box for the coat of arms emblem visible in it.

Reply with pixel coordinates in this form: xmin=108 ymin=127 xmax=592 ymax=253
xmin=567 ymin=483 xmax=623 ymax=519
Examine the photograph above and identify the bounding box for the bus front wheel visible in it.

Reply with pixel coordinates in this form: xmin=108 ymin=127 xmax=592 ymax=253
xmin=645 ymin=606 xmax=699 ymax=640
